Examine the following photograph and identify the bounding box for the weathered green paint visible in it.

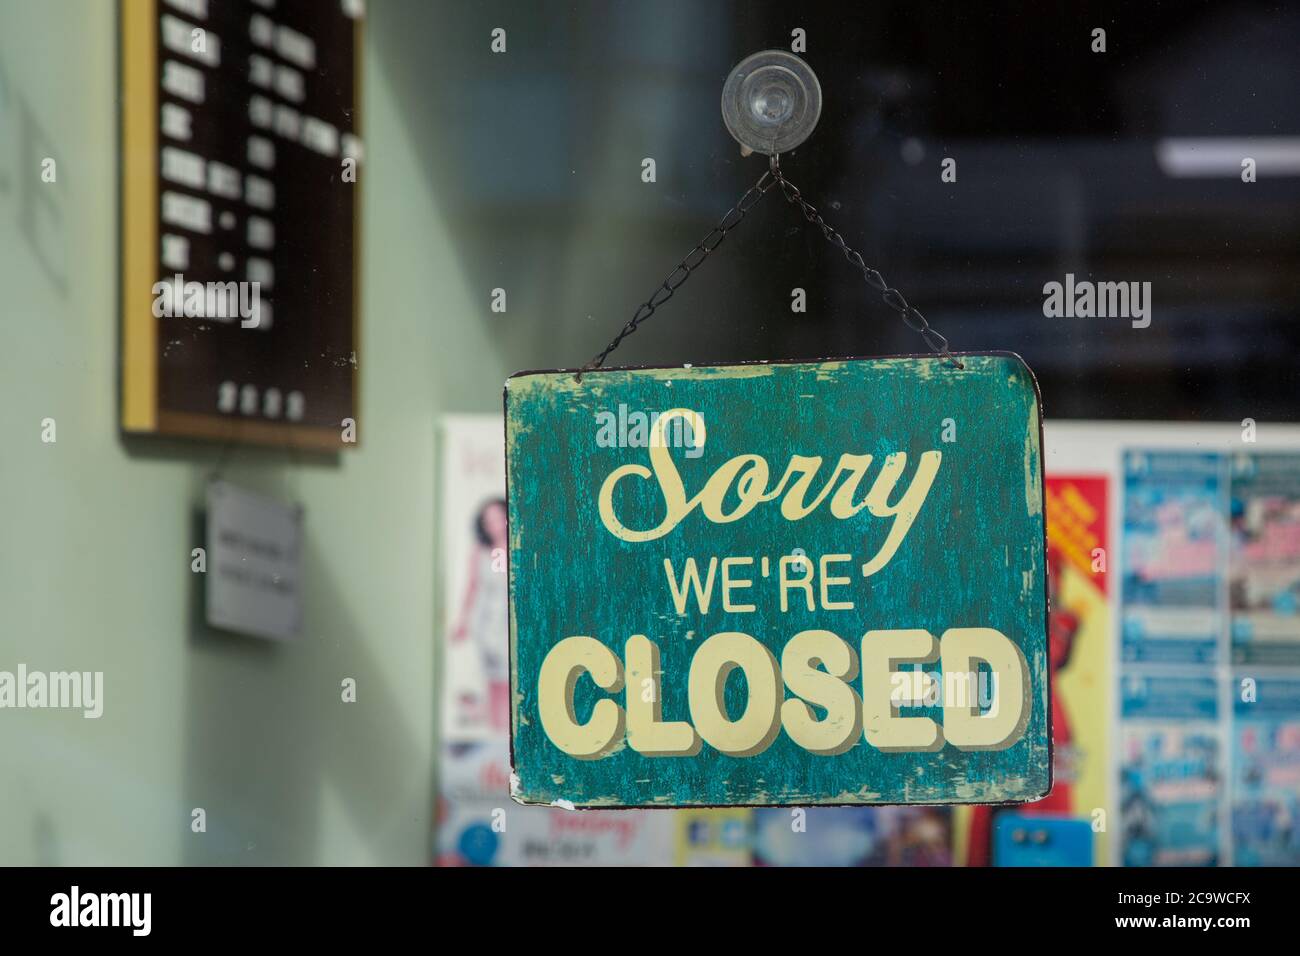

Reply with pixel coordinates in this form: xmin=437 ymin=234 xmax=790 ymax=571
xmin=505 ymin=353 xmax=1051 ymax=807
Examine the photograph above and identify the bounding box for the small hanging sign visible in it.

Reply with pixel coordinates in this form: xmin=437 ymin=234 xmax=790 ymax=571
xmin=205 ymin=481 xmax=303 ymax=642
xmin=505 ymin=353 xmax=1051 ymax=807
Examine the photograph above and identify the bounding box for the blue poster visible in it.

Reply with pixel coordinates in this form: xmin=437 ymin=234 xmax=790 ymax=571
xmin=1120 ymin=674 xmax=1219 ymax=722
xmin=1122 ymin=451 xmax=1225 ymax=665
xmin=1120 ymin=675 xmax=1221 ymax=867
xmin=1232 ymin=678 xmax=1300 ymax=866
xmin=1229 ymin=453 xmax=1300 ymax=667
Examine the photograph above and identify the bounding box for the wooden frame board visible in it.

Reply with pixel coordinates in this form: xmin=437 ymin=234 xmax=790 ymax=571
xmin=119 ymin=0 xmax=362 ymax=450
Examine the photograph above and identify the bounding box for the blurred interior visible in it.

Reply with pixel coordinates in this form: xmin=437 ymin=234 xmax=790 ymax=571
xmin=1 ymin=0 xmax=1297 ymax=865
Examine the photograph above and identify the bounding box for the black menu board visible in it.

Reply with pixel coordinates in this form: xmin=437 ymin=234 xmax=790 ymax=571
xmin=121 ymin=0 xmax=362 ymax=450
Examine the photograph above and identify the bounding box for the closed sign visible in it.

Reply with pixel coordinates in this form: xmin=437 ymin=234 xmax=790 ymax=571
xmin=505 ymin=354 xmax=1051 ymax=807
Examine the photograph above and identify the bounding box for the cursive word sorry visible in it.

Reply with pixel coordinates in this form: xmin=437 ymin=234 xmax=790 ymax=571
xmin=597 ymin=408 xmax=942 ymax=577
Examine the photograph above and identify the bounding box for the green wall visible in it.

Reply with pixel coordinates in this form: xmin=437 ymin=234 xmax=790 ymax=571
xmin=0 ymin=0 xmax=522 ymax=865
xmin=0 ymin=0 xmax=715 ymax=864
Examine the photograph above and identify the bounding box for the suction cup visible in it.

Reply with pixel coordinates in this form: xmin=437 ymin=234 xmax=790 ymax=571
xmin=721 ymin=50 xmax=822 ymax=155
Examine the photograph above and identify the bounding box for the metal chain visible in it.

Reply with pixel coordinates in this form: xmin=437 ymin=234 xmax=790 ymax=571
xmin=766 ymin=154 xmax=962 ymax=369
xmin=575 ymin=168 xmax=778 ymax=381
xmin=576 ymin=154 xmax=961 ymax=380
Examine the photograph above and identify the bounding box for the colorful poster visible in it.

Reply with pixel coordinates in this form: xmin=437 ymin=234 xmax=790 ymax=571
xmin=753 ymin=807 xmax=952 ymax=867
xmin=436 ymin=415 xmax=673 ymax=866
xmin=1229 ymin=453 xmax=1300 ymax=667
xmin=1231 ymin=678 xmax=1300 ymax=866
xmin=1122 ymin=451 xmax=1225 ymax=665
xmin=1119 ymin=675 xmax=1222 ymax=867
xmin=965 ymin=475 xmax=1110 ymax=866
xmin=675 ymin=809 xmax=754 ymax=867
xmin=440 ymin=415 xmax=510 ymax=743
xmin=434 ymin=735 xmax=673 ymax=866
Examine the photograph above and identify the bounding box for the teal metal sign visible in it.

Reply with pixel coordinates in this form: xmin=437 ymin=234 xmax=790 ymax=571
xmin=505 ymin=353 xmax=1050 ymax=807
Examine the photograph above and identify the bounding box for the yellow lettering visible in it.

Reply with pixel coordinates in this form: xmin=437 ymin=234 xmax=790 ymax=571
xmin=861 ymin=452 xmax=942 ymax=576
xmin=538 ymin=636 xmax=625 ymax=759
xmin=688 ymin=632 xmax=782 ymax=757
xmin=779 ymin=555 xmax=815 ymax=612
xmin=860 ymin=629 xmax=943 ymax=752
xmin=721 ymin=556 xmax=756 ymax=612
xmin=625 ymin=635 xmax=700 ymax=756
xmin=780 ymin=629 xmax=862 ymax=754
xmin=596 ymin=412 xmax=941 ymax=583
xmin=663 ymin=557 xmax=717 ymax=615
xmin=939 ymin=627 xmax=1029 ymax=750
xmin=818 ymin=553 xmax=854 ymax=610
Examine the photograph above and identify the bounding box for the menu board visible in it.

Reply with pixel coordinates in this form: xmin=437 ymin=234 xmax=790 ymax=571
xmin=120 ymin=0 xmax=362 ymax=449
